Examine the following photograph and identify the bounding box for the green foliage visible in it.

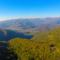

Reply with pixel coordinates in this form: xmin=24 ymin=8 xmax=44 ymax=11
xmin=8 ymin=27 xmax=60 ymax=60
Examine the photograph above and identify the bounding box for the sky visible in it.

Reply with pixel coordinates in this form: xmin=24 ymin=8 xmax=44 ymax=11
xmin=0 ymin=0 xmax=60 ymax=21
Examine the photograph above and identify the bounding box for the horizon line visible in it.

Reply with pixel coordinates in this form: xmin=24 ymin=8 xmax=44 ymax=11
xmin=0 ymin=16 xmax=60 ymax=21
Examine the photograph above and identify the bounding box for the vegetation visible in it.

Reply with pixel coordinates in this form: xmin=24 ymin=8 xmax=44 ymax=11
xmin=0 ymin=41 xmax=18 ymax=60
xmin=8 ymin=27 xmax=60 ymax=60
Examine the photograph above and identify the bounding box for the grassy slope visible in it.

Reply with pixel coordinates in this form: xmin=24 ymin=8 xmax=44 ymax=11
xmin=8 ymin=27 xmax=60 ymax=60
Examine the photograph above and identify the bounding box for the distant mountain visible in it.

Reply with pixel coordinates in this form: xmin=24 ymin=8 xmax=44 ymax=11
xmin=0 ymin=19 xmax=36 ymax=29
xmin=0 ymin=17 xmax=60 ymax=33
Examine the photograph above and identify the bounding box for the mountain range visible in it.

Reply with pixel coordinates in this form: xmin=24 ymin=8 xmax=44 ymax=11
xmin=0 ymin=17 xmax=60 ymax=33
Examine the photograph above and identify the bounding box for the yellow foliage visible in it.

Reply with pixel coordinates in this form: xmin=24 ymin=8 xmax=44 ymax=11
xmin=8 ymin=27 xmax=60 ymax=60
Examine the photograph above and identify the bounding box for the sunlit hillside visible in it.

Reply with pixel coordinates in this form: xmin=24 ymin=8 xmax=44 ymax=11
xmin=8 ymin=27 xmax=60 ymax=60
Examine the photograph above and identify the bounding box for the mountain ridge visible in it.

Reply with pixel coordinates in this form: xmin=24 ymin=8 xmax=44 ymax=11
xmin=0 ymin=18 xmax=60 ymax=33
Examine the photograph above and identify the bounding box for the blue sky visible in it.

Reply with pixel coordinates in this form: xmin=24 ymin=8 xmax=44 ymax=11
xmin=0 ymin=0 xmax=60 ymax=20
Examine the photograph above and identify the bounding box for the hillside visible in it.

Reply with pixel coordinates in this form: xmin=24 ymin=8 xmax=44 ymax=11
xmin=8 ymin=27 xmax=60 ymax=60
xmin=0 ymin=29 xmax=33 ymax=41
xmin=0 ymin=18 xmax=60 ymax=60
